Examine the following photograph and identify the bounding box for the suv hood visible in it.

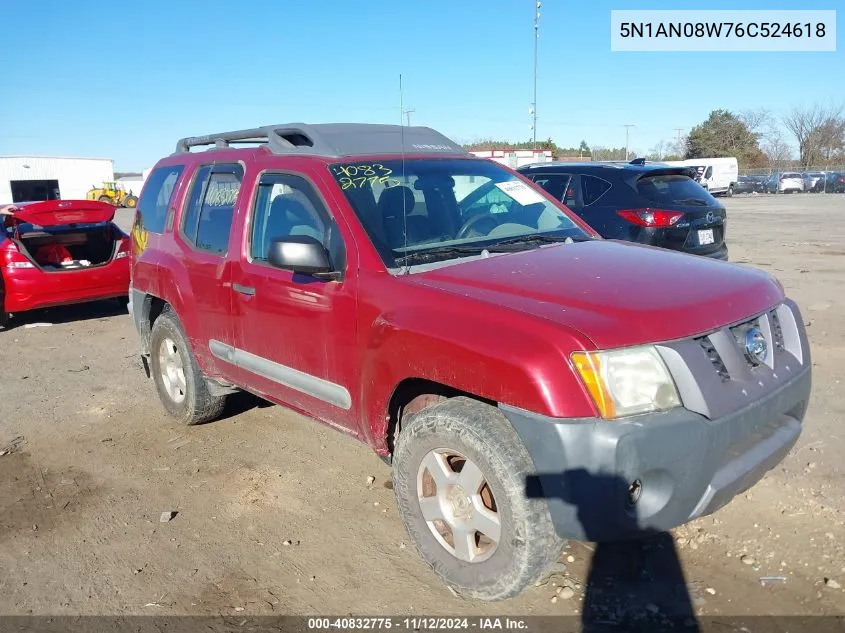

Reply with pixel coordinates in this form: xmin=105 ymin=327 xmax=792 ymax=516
xmin=3 ymin=200 xmax=115 ymax=228
xmin=408 ymin=240 xmax=783 ymax=349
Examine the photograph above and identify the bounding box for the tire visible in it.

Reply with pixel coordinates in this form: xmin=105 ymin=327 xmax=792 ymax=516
xmin=0 ymin=309 xmax=8 ymax=330
xmin=124 ymin=195 xmax=138 ymax=209
xmin=726 ymin=185 xmax=734 ymax=198
xmin=97 ymin=195 xmax=113 ymax=204
xmin=392 ymin=397 xmax=565 ymax=601
xmin=149 ymin=307 xmax=226 ymax=425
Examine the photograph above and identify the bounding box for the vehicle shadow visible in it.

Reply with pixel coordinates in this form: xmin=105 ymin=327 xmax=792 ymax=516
xmin=2 ymin=298 xmax=129 ymax=330
xmin=526 ymin=470 xmax=699 ymax=632
xmin=214 ymin=390 xmax=275 ymax=423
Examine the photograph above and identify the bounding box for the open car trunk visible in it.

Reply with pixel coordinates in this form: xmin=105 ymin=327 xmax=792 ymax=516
xmin=4 ymin=200 xmax=124 ymax=271
xmin=12 ymin=224 xmax=123 ymax=271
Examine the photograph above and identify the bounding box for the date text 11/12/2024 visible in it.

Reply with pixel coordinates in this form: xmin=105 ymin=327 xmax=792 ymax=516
xmin=307 ymin=617 xmax=529 ymax=630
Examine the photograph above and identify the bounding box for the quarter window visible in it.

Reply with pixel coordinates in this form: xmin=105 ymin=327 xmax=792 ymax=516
xmin=581 ymin=175 xmax=612 ymax=206
xmin=181 ymin=164 xmax=243 ymax=255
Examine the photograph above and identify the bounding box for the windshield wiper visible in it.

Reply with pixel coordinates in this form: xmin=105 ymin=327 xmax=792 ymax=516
xmin=393 ymin=245 xmax=484 ymax=266
xmin=487 ymin=233 xmax=594 ymax=251
xmin=674 ymin=197 xmax=709 ymax=206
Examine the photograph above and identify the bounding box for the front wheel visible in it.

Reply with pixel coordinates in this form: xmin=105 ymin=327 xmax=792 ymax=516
xmin=149 ymin=308 xmax=226 ymax=425
xmin=392 ymin=397 xmax=565 ymax=601
xmin=124 ymin=195 xmax=138 ymax=209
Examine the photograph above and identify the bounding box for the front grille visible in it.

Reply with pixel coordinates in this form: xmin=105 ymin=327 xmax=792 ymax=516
xmin=770 ymin=310 xmax=785 ymax=351
xmin=697 ymin=336 xmax=731 ymax=381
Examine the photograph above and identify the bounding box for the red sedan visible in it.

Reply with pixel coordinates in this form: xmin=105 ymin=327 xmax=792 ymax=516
xmin=1 ymin=200 xmax=130 ymax=328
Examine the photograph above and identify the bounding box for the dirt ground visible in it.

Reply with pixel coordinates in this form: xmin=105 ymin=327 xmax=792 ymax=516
xmin=1 ymin=195 xmax=843 ymax=621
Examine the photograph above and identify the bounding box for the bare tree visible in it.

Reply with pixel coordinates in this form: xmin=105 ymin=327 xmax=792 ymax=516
xmin=782 ymin=103 xmax=845 ymax=168
xmin=739 ymin=108 xmax=774 ymax=138
xmin=647 ymin=140 xmax=668 ymax=160
xmin=761 ymin=130 xmax=793 ymax=169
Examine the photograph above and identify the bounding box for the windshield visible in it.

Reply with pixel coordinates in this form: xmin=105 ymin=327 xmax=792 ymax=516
xmin=636 ymin=174 xmax=718 ymax=206
xmin=329 ymin=158 xmax=589 ymax=268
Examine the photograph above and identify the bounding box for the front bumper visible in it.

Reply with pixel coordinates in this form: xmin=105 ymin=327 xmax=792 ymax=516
xmin=502 ymin=360 xmax=811 ymax=542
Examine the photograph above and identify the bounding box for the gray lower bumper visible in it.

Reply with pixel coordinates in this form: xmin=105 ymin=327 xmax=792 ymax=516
xmin=501 ymin=366 xmax=811 ymax=542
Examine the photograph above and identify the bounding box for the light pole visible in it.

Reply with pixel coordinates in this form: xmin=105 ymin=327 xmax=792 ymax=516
xmin=531 ymin=1 xmax=541 ymax=148
xmin=624 ymin=124 xmax=635 ymax=160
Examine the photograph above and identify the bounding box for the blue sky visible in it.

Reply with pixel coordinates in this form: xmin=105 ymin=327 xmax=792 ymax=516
xmin=0 ymin=0 xmax=841 ymax=171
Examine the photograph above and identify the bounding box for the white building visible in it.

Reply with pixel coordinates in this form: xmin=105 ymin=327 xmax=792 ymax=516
xmin=0 ymin=155 xmax=114 ymax=204
xmin=116 ymin=176 xmax=145 ymax=197
xmin=469 ymin=149 xmax=554 ymax=169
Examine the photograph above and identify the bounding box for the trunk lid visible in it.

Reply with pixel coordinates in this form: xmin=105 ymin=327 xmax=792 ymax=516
xmin=408 ymin=240 xmax=783 ymax=349
xmin=4 ymin=200 xmax=115 ymax=228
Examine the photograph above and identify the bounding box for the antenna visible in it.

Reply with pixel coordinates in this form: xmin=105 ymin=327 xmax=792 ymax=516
xmin=399 ymin=74 xmax=410 ymax=275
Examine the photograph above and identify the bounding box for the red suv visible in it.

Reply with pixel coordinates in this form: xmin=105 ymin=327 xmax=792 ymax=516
xmin=129 ymin=123 xmax=812 ymax=601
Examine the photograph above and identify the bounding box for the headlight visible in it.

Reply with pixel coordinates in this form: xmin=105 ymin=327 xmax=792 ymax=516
xmin=571 ymin=346 xmax=681 ymax=419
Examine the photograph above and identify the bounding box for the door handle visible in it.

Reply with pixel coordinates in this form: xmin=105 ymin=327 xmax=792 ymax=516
xmin=233 ymin=283 xmax=256 ymax=296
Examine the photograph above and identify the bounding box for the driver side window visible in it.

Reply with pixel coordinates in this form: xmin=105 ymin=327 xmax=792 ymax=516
xmin=250 ymin=173 xmax=330 ymax=263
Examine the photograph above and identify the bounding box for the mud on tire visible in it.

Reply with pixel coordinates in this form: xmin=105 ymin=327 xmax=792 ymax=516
xmin=149 ymin=307 xmax=226 ymax=425
xmin=392 ymin=397 xmax=566 ymax=601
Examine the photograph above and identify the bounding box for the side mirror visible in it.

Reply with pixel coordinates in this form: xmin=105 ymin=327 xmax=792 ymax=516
xmin=267 ymin=235 xmax=338 ymax=279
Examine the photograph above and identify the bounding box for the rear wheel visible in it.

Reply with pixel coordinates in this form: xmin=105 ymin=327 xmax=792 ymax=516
xmin=97 ymin=195 xmax=113 ymax=205
xmin=149 ymin=308 xmax=226 ymax=425
xmin=726 ymin=185 xmax=734 ymax=197
xmin=392 ymin=397 xmax=565 ymax=601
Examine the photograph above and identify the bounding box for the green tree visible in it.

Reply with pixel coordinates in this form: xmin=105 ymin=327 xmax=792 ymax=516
xmin=685 ymin=110 xmax=767 ymax=167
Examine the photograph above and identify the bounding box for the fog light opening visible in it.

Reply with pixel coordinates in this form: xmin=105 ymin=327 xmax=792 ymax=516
xmin=628 ymin=479 xmax=643 ymax=506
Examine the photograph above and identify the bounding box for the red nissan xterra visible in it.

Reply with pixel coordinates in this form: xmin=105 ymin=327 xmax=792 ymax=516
xmin=129 ymin=123 xmax=811 ymax=600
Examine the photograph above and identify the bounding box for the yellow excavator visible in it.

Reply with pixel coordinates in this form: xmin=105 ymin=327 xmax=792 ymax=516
xmin=85 ymin=181 xmax=138 ymax=208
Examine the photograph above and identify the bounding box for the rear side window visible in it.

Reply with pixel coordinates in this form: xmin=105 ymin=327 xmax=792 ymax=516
xmin=181 ymin=163 xmax=243 ymax=255
xmin=136 ymin=165 xmax=184 ymax=234
xmin=531 ymin=174 xmax=571 ymax=202
xmin=582 ymin=175 xmax=612 ymax=206
xmin=637 ymin=174 xmax=718 ymax=205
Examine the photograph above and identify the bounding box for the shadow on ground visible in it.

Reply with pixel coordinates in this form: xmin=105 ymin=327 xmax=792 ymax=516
xmin=527 ymin=469 xmax=699 ymax=632
xmin=3 ymin=298 xmax=128 ymax=330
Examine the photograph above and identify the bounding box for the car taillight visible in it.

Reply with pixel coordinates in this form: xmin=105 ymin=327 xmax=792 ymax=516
xmin=616 ymin=208 xmax=684 ymax=228
xmin=3 ymin=248 xmax=35 ymax=270
xmin=114 ymin=237 xmax=130 ymax=259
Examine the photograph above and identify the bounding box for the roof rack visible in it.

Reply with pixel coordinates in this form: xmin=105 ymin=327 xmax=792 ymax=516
xmin=173 ymin=123 xmax=469 ymax=159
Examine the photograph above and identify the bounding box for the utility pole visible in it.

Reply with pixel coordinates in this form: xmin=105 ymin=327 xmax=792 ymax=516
xmin=403 ymin=108 xmax=415 ymax=127
xmin=624 ymin=124 xmax=635 ymax=160
xmin=531 ymin=1 xmax=541 ymax=148
xmin=674 ymin=127 xmax=684 ymax=155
